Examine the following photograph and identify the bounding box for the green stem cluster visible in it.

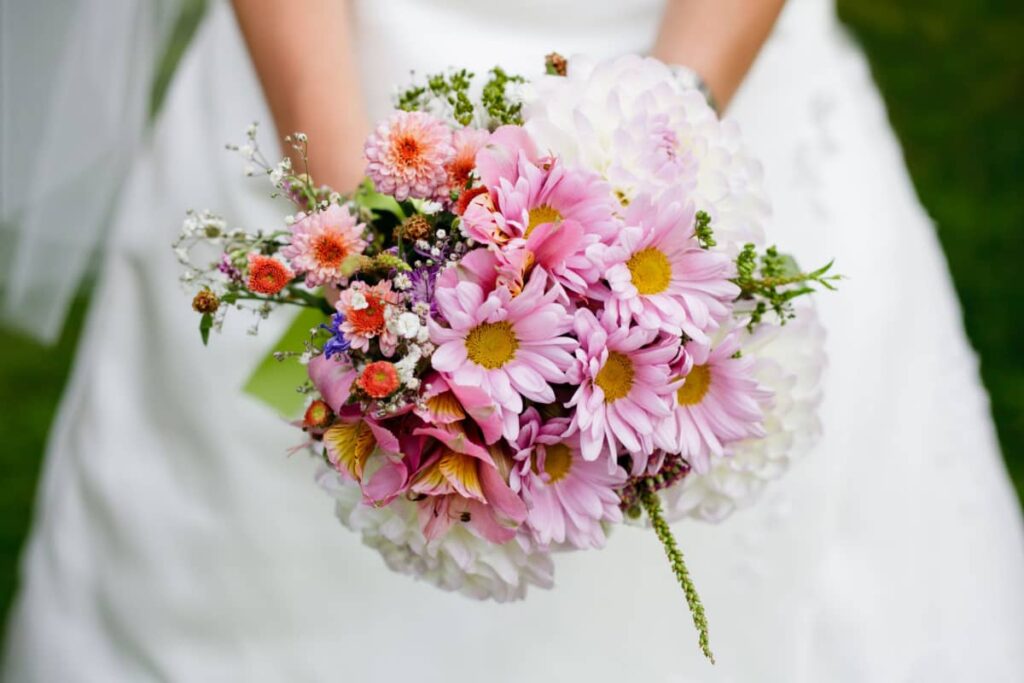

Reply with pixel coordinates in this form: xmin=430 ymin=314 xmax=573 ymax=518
xmin=640 ymin=486 xmax=715 ymax=664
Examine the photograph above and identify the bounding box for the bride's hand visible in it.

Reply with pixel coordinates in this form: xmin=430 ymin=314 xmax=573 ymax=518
xmin=231 ymin=0 xmax=369 ymax=193
xmin=652 ymin=0 xmax=786 ymax=111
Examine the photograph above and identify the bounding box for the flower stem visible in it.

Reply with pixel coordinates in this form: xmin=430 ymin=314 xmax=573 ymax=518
xmin=640 ymin=486 xmax=715 ymax=664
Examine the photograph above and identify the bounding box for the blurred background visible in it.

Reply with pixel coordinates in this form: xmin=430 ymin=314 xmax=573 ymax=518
xmin=1 ymin=0 xmax=1021 ymax=635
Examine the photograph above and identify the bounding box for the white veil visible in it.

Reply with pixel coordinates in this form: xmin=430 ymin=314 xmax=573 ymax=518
xmin=0 ymin=0 xmax=190 ymax=342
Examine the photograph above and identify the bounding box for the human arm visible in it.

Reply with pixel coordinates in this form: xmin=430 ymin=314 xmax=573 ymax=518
xmin=231 ymin=0 xmax=369 ymax=192
xmin=651 ymin=0 xmax=786 ymax=111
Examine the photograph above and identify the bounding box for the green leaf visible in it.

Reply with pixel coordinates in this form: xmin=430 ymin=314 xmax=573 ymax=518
xmin=354 ymin=178 xmax=406 ymax=220
xmin=777 ymin=253 xmax=802 ymax=278
xmin=242 ymin=307 xmax=328 ymax=418
xmin=199 ymin=313 xmax=213 ymax=346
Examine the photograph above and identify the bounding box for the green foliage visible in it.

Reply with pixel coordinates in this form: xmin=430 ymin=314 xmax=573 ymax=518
xmin=694 ymin=210 xmax=716 ymax=249
xmin=199 ymin=313 xmax=213 ymax=345
xmin=396 ymin=66 xmax=526 ymax=128
xmin=641 ymin=487 xmax=714 ymax=664
xmin=733 ymin=244 xmax=839 ymax=331
xmin=481 ymin=67 xmax=526 ymax=126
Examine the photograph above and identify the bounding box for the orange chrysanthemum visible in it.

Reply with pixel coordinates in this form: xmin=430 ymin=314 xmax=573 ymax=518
xmin=246 ymin=254 xmax=294 ymax=295
xmin=357 ymin=361 xmax=400 ymax=398
xmin=303 ymin=399 xmax=333 ymax=429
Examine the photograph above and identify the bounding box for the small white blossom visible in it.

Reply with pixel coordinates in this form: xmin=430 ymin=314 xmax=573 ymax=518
xmin=173 ymin=247 xmax=190 ymax=265
xmin=412 ymin=302 xmax=431 ymax=317
xmin=419 ymin=200 xmax=443 ymax=215
xmin=350 ymin=291 xmax=368 ymax=310
xmin=394 ymin=346 xmax=422 ymax=383
xmin=435 ymin=229 xmax=447 ymax=239
xmin=393 ymin=312 xmax=421 ymax=339
xmin=392 ymin=273 xmax=412 ymax=290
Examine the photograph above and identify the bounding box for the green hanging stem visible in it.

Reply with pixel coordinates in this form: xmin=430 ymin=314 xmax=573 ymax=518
xmin=640 ymin=485 xmax=715 ymax=664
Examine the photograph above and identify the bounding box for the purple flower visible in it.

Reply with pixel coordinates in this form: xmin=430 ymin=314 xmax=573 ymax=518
xmin=218 ymin=253 xmax=242 ymax=283
xmin=321 ymin=313 xmax=351 ymax=359
xmin=408 ymin=263 xmax=441 ymax=318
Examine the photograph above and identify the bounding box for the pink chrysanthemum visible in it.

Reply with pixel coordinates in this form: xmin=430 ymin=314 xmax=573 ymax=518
xmin=282 ymin=205 xmax=367 ymax=287
xmin=429 ymin=266 xmax=575 ymax=434
xmin=445 ymin=127 xmax=489 ymax=196
xmin=246 ymin=253 xmax=294 ymax=295
xmin=601 ymin=195 xmax=738 ymax=343
xmin=511 ymin=409 xmax=627 ymax=549
xmin=335 ymin=280 xmax=401 ymax=356
xmin=462 ymin=126 xmax=620 ymax=294
xmin=364 ymin=111 xmax=454 ymax=201
xmin=566 ymin=308 xmax=679 ymax=472
xmin=656 ymin=331 xmax=771 ymax=473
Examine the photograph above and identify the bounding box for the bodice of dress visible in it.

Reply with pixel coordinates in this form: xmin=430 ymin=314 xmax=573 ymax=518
xmin=349 ymin=0 xmax=837 ymax=120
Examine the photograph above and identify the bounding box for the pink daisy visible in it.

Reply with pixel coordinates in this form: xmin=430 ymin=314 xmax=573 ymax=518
xmin=510 ymin=408 xmax=627 ymax=549
xmin=566 ymin=308 xmax=679 ymax=473
xmin=335 ymin=280 xmax=401 ymax=356
xmin=601 ymin=194 xmax=738 ymax=343
xmin=656 ymin=331 xmax=771 ymax=473
xmin=429 ymin=266 xmax=576 ymax=432
xmin=462 ymin=126 xmax=620 ymax=294
xmin=364 ymin=111 xmax=454 ymax=201
xmin=282 ymin=205 xmax=367 ymax=287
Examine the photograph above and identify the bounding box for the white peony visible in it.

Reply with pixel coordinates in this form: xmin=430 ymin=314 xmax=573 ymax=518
xmin=316 ymin=468 xmax=554 ymax=602
xmin=523 ymin=54 xmax=769 ymax=253
xmin=659 ymin=305 xmax=827 ymax=523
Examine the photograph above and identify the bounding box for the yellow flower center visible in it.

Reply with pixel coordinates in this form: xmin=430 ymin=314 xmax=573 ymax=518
xmin=595 ymin=351 xmax=635 ymax=403
xmin=465 ymin=321 xmax=519 ymax=369
xmin=627 ymin=247 xmax=672 ymax=295
xmin=525 ymin=205 xmax=562 ymax=237
xmin=534 ymin=442 xmax=573 ymax=484
xmin=676 ymin=364 xmax=711 ymax=406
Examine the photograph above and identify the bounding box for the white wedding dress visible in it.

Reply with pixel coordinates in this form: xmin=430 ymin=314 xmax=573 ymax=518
xmin=4 ymin=0 xmax=1024 ymax=680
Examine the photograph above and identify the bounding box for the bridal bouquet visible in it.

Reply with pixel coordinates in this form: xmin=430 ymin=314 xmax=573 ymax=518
xmin=176 ymin=54 xmax=836 ymax=661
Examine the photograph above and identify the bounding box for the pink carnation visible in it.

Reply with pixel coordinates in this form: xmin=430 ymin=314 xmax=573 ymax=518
xmin=364 ymin=111 xmax=454 ymax=201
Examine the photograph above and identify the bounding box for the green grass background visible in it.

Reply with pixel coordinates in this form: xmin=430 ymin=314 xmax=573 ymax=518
xmin=1 ymin=0 xmax=1021 ymax=634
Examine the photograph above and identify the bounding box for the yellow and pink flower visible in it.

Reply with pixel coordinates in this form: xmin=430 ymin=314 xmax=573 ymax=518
xmin=566 ymin=308 xmax=679 ymax=472
xmin=429 ymin=266 xmax=575 ymax=439
xmin=656 ymin=332 xmax=770 ymax=473
xmin=511 ymin=409 xmax=627 ymax=549
xmin=601 ymin=194 xmax=738 ymax=344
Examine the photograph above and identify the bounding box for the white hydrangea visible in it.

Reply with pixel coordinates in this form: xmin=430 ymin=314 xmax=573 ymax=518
xmin=660 ymin=305 xmax=827 ymax=523
xmin=316 ymin=469 xmax=554 ymax=602
xmin=523 ymin=54 xmax=769 ymax=253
